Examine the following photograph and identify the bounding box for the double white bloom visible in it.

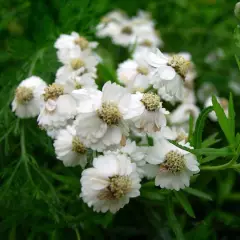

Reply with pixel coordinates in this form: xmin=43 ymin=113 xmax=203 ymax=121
xmin=147 ymin=137 xmax=199 ymax=190
xmin=146 ymin=49 xmax=190 ymax=100
xmin=12 ymin=76 xmax=47 ymax=118
xmin=80 ymin=151 xmax=141 ymax=213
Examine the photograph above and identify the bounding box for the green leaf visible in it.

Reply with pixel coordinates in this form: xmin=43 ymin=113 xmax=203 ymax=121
xmin=200 ymin=155 xmax=219 ymax=164
xmin=193 ymin=106 xmax=213 ymax=149
xmin=184 ymin=187 xmax=213 ymax=201
xmin=234 ymin=25 xmax=240 ymax=48
xmin=141 ymin=189 xmax=167 ymax=201
xmin=193 ymin=147 xmax=233 ymax=157
xmin=212 ymin=95 xmax=234 ymax=145
xmin=228 ymin=93 xmax=235 ymax=142
xmin=235 ymin=55 xmax=240 ymax=71
xmin=166 ymin=197 xmax=185 ymax=240
xmin=201 ymin=133 xmax=220 ymax=148
xmin=174 ymin=191 xmax=195 ymax=218
xmin=188 ymin=114 xmax=194 ymax=145
xmin=217 ymin=171 xmax=236 ymax=205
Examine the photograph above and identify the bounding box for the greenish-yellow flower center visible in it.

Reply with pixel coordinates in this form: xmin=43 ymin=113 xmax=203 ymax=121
xmin=141 ymin=93 xmax=161 ymax=111
xmin=71 ymin=58 xmax=85 ymax=70
xmin=15 ymin=86 xmax=33 ymax=104
xmin=162 ymin=150 xmax=185 ymax=174
xmin=168 ymin=55 xmax=190 ymax=79
xmin=72 ymin=136 xmax=86 ymax=154
xmin=137 ymin=66 xmax=149 ymax=75
xmin=121 ymin=26 xmax=133 ymax=35
xmin=75 ymin=82 xmax=82 ymax=90
xmin=43 ymin=83 xmax=64 ymax=101
xmin=140 ymin=39 xmax=153 ymax=47
xmin=98 ymin=102 xmax=122 ymax=125
xmin=74 ymin=37 xmax=89 ymax=50
xmin=98 ymin=175 xmax=131 ymax=200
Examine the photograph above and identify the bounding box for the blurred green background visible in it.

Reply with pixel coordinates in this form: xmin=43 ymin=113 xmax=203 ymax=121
xmin=1 ymin=0 xmax=240 ymax=239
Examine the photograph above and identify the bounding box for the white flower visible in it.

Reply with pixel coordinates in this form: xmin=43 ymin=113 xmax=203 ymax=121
xmin=54 ymin=32 xmax=98 ymax=63
xmin=204 ymin=96 xmax=228 ymax=122
xmin=73 ymin=82 xmax=131 ymax=151
xmin=97 ymin=10 xmax=162 ymax=49
xmin=147 ymin=138 xmax=199 ymax=190
xmin=146 ymin=49 xmax=191 ymax=100
xmin=12 ymin=76 xmax=47 ymax=118
xmin=117 ymin=53 xmax=151 ymax=92
xmin=80 ymin=151 xmax=141 ymax=213
xmin=54 ymin=125 xmax=88 ymax=168
xmin=159 ymin=126 xmax=189 ymax=144
xmin=55 ymin=67 xmax=97 ymax=93
xmin=96 ymin=10 xmax=128 ymax=38
xmin=197 ymin=82 xmax=218 ymax=103
xmin=37 ymin=83 xmax=77 ymax=129
xmin=126 ymin=92 xmax=169 ymax=133
xmin=57 ymin=48 xmax=98 ymax=74
xmin=169 ymin=103 xmax=200 ymax=130
xmin=118 ymin=139 xmax=147 ymax=178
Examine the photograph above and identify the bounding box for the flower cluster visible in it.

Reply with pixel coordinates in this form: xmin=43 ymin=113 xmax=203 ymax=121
xmin=12 ymin=10 xmax=228 ymax=214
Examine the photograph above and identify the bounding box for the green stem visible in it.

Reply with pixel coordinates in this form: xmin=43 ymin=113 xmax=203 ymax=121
xmin=74 ymin=228 xmax=81 ymax=240
xmin=20 ymin=122 xmax=26 ymax=157
xmin=201 ymin=143 xmax=240 ymax=171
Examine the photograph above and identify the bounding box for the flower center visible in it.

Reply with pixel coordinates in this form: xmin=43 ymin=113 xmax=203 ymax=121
xmin=161 ymin=150 xmax=185 ymax=174
xmin=140 ymin=39 xmax=153 ymax=47
xmin=137 ymin=66 xmax=149 ymax=75
xmin=72 ymin=136 xmax=86 ymax=154
xmin=98 ymin=175 xmax=131 ymax=200
xmin=43 ymin=83 xmax=64 ymax=101
xmin=101 ymin=16 xmax=111 ymax=23
xmin=15 ymin=86 xmax=33 ymax=104
xmin=71 ymin=58 xmax=85 ymax=70
xmin=98 ymin=102 xmax=122 ymax=125
xmin=168 ymin=55 xmax=190 ymax=79
xmin=75 ymin=81 xmax=82 ymax=89
xmin=74 ymin=37 xmax=89 ymax=50
xmin=141 ymin=93 xmax=161 ymax=111
xmin=121 ymin=26 xmax=133 ymax=35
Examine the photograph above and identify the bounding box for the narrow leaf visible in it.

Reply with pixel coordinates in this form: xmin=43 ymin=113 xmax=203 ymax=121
xmin=184 ymin=187 xmax=213 ymax=201
xmin=193 ymin=106 xmax=213 ymax=149
xmin=228 ymin=93 xmax=235 ymax=141
xmin=174 ymin=191 xmax=195 ymax=218
xmin=212 ymin=95 xmax=234 ymax=145
xmin=166 ymin=197 xmax=185 ymax=240
xmin=201 ymin=133 xmax=220 ymax=148
xmin=193 ymin=147 xmax=233 ymax=157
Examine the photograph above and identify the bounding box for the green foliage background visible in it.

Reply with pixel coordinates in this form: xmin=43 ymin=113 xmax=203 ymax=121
xmin=1 ymin=0 xmax=240 ymax=239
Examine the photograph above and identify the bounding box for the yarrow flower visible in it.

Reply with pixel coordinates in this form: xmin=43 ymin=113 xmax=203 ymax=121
xmin=54 ymin=32 xmax=98 ymax=64
xmin=147 ymin=138 xmax=199 ymax=190
xmin=37 ymin=83 xmax=77 ymax=129
xmin=126 ymin=92 xmax=169 ymax=133
xmin=54 ymin=125 xmax=88 ymax=168
xmin=12 ymin=76 xmax=47 ymax=118
xmin=146 ymin=49 xmax=191 ymax=100
xmin=117 ymin=50 xmax=152 ymax=92
xmin=73 ymin=82 xmax=132 ymax=150
xmin=80 ymin=151 xmax=141 ymax=213
xmin=96 ymin=10 xmax=162 ymax=50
